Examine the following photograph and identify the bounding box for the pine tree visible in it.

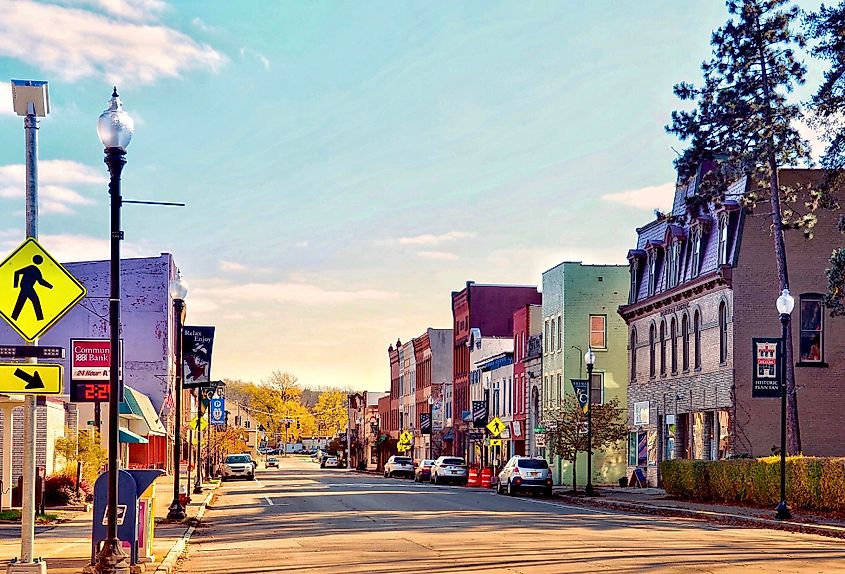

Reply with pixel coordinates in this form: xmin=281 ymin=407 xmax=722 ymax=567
xmin=667 ymin=0 xmax=813 ymax=454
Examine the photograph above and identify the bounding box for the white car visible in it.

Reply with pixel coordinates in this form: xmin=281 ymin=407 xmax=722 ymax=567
xmin=430 ymin=456 xmax=468 ymax=485
xmin=322 ymin=456 xmax=339 ymax=468
xmin=383 ymin=455 xmax=414 ymax=478
xmin=221 ymin=454 xmax=255 ymax=481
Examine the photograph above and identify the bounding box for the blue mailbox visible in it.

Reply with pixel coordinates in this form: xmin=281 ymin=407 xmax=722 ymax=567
xmin=91 ymin=469 xmax=164 ymax=565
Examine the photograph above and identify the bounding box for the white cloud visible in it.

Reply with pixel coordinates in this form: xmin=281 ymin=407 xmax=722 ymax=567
xmin=0 ymin=1 xmax=226 ymax=85
xmin=0 ymin=83 xmax=14 ymax=116
xmin=240 ymin=47 xmax=270 ymax=70
xmin=0 ymin=160 xmax=105 ymax=215
xmin=600 ymin=183 xmax=675 ymax=211
xmin=295 ymin=241 xmax=309 ymax=248
xmin=396 ymin=231 xmax=474 ymax=246
xmin=218 ymin=260 xmax=248 ymax=272
xmin=417 ymin=250 xmax=459 ymax=261
xmin=190 ymin=279 xmax=399 ymax=311
xmin=62 ymin=0 xmax=168 ymax=22
xmin=0 ymin=231 xmax=148 ymax=261
xmin=191 ymin=16 xmax=215 ymax=32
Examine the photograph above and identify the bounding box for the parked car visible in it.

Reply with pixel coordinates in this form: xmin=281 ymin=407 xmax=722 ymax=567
xmin=414 ymin=459 xmax=436 ymax=482
xmin=496 ymin=456 xmax=553 ymax=496
xmin=322 ymin=456 xmax=340 ymax=468
xmin=384 ymin=455 xmax=414 ymax=478
xmin=266 ymin=457 xmax=279 ymax=468
xmin=430 ymin=456 xmax=468 ymax=485
xmin=221 ymin=454 xmax=255 ymax=481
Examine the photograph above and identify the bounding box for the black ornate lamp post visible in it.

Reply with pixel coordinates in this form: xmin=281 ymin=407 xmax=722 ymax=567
xmin=95 ymin=87 xmax=134 ymax=574
xmin=167 ymin=272 xmax=188 ymax=521
xmin=584 ymin=347 xmax=596 ymax=496
xmin=776 ymin=289 xmax=794 ymax=520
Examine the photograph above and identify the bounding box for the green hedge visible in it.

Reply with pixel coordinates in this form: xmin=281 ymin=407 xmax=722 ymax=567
xmin=660 ymin=456 xmax=845 ymax=511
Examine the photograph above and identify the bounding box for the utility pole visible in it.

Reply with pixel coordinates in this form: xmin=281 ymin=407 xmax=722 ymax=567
xmin=9 ymin=78 xmax=49 ymax=574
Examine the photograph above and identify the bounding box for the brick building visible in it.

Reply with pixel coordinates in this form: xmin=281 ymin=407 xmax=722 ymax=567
xmin=450 ymin=282 xmax=541 ymax=457
xmin=513 ymin=304 xmax=542 ymax=457
xmin=619 ymin=167 xmax=845 ymax=486
xmin=412 ymin=328 xmax=452 ymax=461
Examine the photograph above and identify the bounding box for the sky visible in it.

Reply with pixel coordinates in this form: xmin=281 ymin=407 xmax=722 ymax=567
xmin=0 ymin=0 xmax=828 ymax=391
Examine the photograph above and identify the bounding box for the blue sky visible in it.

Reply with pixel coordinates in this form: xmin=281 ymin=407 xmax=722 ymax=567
xmin=0 ymin=1 xmax=823 ymax=390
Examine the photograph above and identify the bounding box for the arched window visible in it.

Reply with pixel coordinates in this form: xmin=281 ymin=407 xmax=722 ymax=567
xmin=649 ymin=323 xmax=656 ymax=378
xmin=682 ymin=314 xmax=690 ymax=372
xmin=670 ymin=317 xmax=678 ymax=374
xmin=659 ymin=320 xmax=666 ymax=376
xmin=694 ymin=310 xmax=702 ymax=370
xmin=719 ymin=301 xmax=729 ymax=364
xmin=630 ymin=328 xmax=637 ymax=381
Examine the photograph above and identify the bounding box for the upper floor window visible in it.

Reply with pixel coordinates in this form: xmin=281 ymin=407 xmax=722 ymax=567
xmin=670 ymin=317 xmax=678 ymax=374
xmin=557 ymin=315 xmax=562 ymax=351
xmin=544 ymin=320 xmax=550 ymax=354
xmin=629 ymin=260 xmax=639 ymax=304
xmin=659 ymin=320 xmax=666 ymax=376
xmin=694 ymin=310 xmax=702 ymax=370
xmin=718 ymin=214 xmax=729 ymax=266
xmin=682 ymin=313 xmax=690 ymax=371
xmin=648 ymin=252 xmax=657 ymax=296
xmin=550 ymin=318 xmax=556 ymax=353
xmin=590 ymin=315 xmax=607 ymax=349
xmin=799 ymin=295 xmax=824 ymax=364
xmin=691 ymin=226 xmax=702 ymax=277
xmin=630 ymin=328 xmax=637 ymax=381
xmin=590 ymin=372 xmax=604 ymax=405
xmin=719 ymin=301 xmax=729 ymax=364
xmin=649 ymin=323 xmax=656 ymax=378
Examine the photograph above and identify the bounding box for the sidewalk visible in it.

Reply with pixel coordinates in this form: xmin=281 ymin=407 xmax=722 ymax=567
xmin=552 ymin=485 xmax=845 ymax=538
xmin=0 ymin=474 xmax=218 ymax=573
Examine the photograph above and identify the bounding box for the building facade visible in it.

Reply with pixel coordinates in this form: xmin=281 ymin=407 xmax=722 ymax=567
xmin=619 ymin=167 xmax=845 ymax=485
xmin=513 ymin=304 xmax=542 ymax=457
xmin=541 ymin=261 xmax=629 ymax=486
xmin=412 ymin=328 xmax=452 ymax=461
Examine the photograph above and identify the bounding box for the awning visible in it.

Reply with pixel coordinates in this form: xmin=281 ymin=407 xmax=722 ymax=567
xmin=442 ymin=429 xmax=454 ymax=441
xmin=119 ymin=427 xmax=148 ymax=444
xmin=122 ymin=386 xmax=166 ymax=436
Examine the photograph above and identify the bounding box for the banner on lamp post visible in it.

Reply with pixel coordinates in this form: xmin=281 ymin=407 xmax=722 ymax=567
xmin=182 ymin=326 xmax=215 ymax=389
xmin=752 ymin=337 xmax=781 ymax=398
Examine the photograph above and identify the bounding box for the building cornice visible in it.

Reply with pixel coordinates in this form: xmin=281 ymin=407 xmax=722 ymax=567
xmin=618 ymin=268 xmax=731 ymax=322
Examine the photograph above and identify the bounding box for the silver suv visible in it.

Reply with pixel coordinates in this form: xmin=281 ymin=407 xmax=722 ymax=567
xmin=430 ymin=456 xmax=468 ymax=485
xmin=222 ymin=454 xmax=255 ymax=481
xmin=497 ymin=456 xmax=552 ymax=496
xmin=384 ymin=455 xmax=414 ymax=478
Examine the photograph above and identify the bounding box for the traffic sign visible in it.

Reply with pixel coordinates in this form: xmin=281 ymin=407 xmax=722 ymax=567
xmin=0 ymin=238 xmax=86 ymax=342
xmin=489 ymin=438 xmax=502 ymax=447
xmin=486 ymin=417 xmax=505 ymax=437
xmin=399 ymin=430 xmax=413 ymax=444
xmin=188 ymin=415 xmax=208 ymax=432
xmin=0 ymin=363 xmax=63 ymax=394
xmin=210 ymin=398 xmax=225 ymax=425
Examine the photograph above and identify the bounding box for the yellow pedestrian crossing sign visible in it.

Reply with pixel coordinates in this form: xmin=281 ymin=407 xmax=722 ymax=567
xmin=487 ymin=416 xmax=505 ymax=437
xmin=399 ymin=430 xmax=413 ymax=444
xmin=0 ymin=238 xmax=86 ymax=342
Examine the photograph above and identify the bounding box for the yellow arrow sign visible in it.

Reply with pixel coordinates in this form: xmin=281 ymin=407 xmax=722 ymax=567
xmin=0 ymin=363 xmax=63 ymax=394
xmin=489 ymin=438 xmax=502 ymax=447
xmin=0 ymin=238 xmax=86 ymax=342
xmin=486 ymin=416 xmax=505 ymax=437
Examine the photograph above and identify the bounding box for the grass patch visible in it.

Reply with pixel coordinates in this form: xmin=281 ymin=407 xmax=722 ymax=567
xmin=0 ymin=510 xmax=60 ymax=523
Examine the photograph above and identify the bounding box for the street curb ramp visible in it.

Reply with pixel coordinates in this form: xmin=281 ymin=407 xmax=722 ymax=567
xmin=154 ymin=489 xmax=214 ymax=574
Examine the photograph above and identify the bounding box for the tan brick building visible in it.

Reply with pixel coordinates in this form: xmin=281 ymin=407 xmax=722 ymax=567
xmin=619 ymin=166 xmax=842 ymax=486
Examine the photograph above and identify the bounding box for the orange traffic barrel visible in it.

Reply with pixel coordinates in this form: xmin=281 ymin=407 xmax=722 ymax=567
xmin=467 ymin=467 xmax=480 ymax=487
xmin=480 ymin=467 xmax=492 ymax=488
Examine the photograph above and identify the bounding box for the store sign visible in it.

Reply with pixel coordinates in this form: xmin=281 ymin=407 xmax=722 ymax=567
xmin=752 ymin=337 xmax=781 ymax=398
xmin=634 ymin=401 xmax=650 ymax=426
xmin=535 ymin=433 xmax=546 ymax=448
xmin=70 ymin=339 xmax=123 ymax=403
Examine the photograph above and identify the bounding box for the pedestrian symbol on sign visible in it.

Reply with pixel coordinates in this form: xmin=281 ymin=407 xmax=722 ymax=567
xmin=12 ymin=255 xmax=53 ymax=321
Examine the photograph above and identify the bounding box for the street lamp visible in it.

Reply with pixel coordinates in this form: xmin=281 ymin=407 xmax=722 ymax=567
xmin=194 ymin=391 xmax=204 ymax=494
xmin=166 ymin=271 xmax=188 ymax=521
xmin=776 ymin=289 xmax=794 ymax=520
xmin=584 ymin=347 xmax=596 ymax=496
xmin=95 ymin=87 xmax=134 ymax=574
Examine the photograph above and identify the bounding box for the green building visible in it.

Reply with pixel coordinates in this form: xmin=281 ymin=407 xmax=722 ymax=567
xmin=540 ymin=261 xmax=629 ymax=487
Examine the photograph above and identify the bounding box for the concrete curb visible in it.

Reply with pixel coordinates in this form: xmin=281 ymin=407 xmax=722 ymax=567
xmin=556 ymin=495 xmax=845 ymax=539
xmin=153 ymin=488 xmax=215 ymax=574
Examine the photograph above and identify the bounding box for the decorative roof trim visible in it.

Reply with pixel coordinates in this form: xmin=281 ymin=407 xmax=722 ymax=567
xmin=617 ymin=270 xmax=730 ymax=322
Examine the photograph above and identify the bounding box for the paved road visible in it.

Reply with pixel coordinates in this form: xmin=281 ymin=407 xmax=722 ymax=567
xmin=178 ymin=457 xmax=845 ymax=573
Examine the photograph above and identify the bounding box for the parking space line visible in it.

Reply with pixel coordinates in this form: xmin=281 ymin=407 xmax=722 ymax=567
xmin=264 ymin=495 xmax=274 ymax=506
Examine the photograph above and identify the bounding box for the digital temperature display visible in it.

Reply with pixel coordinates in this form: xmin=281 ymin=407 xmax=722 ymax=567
xmin=70 ymin=380 xmax=110 ymax=403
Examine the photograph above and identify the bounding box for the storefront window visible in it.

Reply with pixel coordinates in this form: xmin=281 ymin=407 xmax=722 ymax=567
xmin=692 ymin=412 xmax=705 ymax=460
xmin=665 ymin=421 xmax=676 ymax=460
xmin=718 ymin=410 xmax=730 ymax=460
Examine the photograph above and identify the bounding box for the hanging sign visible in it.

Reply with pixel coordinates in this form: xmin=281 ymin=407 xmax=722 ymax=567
xmin=182 ymin=326 xmax=215 ymax=388
xmin=571 ymin=379 xmax=590 ymax=413
xmin=752 ymin=337 xmax=781 ymax=398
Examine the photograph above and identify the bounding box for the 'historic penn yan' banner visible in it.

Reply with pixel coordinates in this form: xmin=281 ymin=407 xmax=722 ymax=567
xmin=752 ymin=337 xmax=781 ymax=398
xmin=183 ymin=326 xmax=215 ymax=388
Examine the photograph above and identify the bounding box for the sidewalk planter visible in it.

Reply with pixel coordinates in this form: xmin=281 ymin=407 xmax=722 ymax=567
xmin=661 ymin=457 xmax=845 ymax=512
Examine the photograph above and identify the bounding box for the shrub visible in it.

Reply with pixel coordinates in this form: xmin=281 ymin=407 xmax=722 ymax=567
xmin=43 ymin=473 xmax=91 ymax=506
xmin=660 ymin=457 xmax=845 ymax=512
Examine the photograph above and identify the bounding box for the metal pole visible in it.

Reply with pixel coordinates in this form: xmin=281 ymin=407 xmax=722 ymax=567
xmin=193 ymin=416 xmax=203 ymax=494
xmin=586 ymin=364 xmax=594 ymax=496
xmin=167 ymin=299 xmax=186 ymax=520
xmin=95 ymin=146 xmax=129 ymax=573
xmin=776 ymin=313 xmax=791 ymax=520
xmin=186 ymin=427 xmax=192 ymax=501
xmin=19 ymin=108 xmax=38 ymax=569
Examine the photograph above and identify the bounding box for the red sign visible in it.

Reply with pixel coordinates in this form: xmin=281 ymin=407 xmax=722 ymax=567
xmin=71 ymin=339 xmax=122 ymax=381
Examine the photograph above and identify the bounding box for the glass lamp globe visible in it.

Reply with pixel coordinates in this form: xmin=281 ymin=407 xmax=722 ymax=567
xmin=97 ymin=87 xmax=134 ymax=149
xmin=585 ymin=347 xmax=596 ymax=366
xmin=169 ymin=271 xmax=188 ymax=301
xmin=776 ymin=289 xmax=795 ymax=315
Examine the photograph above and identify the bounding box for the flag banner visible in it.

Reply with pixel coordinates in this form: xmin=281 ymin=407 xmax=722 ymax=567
xmin=183 ymin=326 xmax=215 ymax=388
xmin=472 ymin=400 xmax=487 ymax=426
